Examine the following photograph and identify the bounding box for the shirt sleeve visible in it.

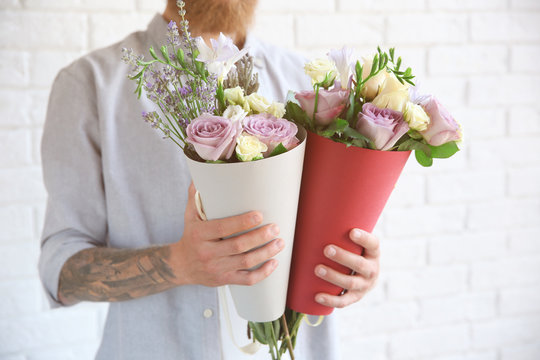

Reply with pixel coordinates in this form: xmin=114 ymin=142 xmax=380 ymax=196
xmin=39 ymin=65 xmax=108 ymax=307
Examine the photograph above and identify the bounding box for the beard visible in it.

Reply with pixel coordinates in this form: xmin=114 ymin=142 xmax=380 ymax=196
xmin=183 ymin=0 xmax=258 ymax=44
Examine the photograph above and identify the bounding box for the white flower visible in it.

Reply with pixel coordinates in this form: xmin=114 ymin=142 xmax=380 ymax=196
xmin=235 ymin=133 xmax=268 ymax=162
xmin=266 ymin=102 xmax=286 ymax=118
xmin=304 ymin=58 xmax=337 ymax=86
xmin=223 ymin=105 xmax=248 ymax=123
xmin=195 ymin=33 xmax=248 ymax=83
xmin=403 ymin=101 xmax=430 ymax=131
xmin=246 ymin=93 xmax=271 ymax=113
xmin=328 ymin=47 xmax=353 ymax=90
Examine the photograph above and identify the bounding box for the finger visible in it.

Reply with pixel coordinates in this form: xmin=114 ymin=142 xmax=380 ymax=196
xmin=225 ymin=259 xmax=279 ymax=286
xmin=184 ymin=183 xmax=201 ymax=222
xmin=197 ymin=211 xmax=263 ymax=240
xmin=322 ymin=245 xmax=377 ymax=279
xmin=349 ymin=228 xmax=380 ymax=259
xmin=314 ymin=264 xmax=371 ymax=291
xmin=228 ymin=238 xmax=285 ymax=271
xmin=314 ymin=289 xmax=366 ymax=309
xmin=219 ymin=223 xmax=280 ymax=255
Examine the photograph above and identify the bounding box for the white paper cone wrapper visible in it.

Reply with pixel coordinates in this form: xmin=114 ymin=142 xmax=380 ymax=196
xmin=185 ymin=128 xmax=306 ymax=322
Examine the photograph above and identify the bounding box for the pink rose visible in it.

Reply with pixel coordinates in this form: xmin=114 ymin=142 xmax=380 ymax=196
xmin=295 ymin=88 xmax=349 ymax=126
xmin=356 ymin=103 xmax=409 ymax=150
xmin=420 ymin=97 xmax=461 ymax=146
xmin=186 ymin=113 xmax=241 ymax=161
xmin=243 ymin=113 xmax=299 ymax=155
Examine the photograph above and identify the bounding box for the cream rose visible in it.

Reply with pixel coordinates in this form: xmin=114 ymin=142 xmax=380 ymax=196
xmin=304 ymin=58 xmax=337 ymax=86
xmin=361 ymin=57 xmax=390 ymax=101
xmin=235 ymin=133 xmax=268 ymax=162
xmin=266 ymin=101 xmax=286 ymax=118
xmin=223 ymin=104 xmax=248 ymax=123
xmin=371 ymin=74 xmax=410 ymax=113
xmin=403 ymin=102 xmax=430 ymax=131
xmin=246 ymin=92 xmax=271 ymax=113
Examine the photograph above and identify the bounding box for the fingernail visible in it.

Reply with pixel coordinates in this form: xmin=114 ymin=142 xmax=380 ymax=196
xmin=351 ymin=228 xmax=362 ymax=239
xmin=325 ymin=246 xmax=336 ymax=257
xmin=316 ymin=266 xmax=327 ymax=277
xmin=270 ymin=224 xmax=280 ymax=236
xmin=275 ymin=239 xmax=284 ymax=249
xmin=252 ymin=212 xmax=262 ymax=224
xmin=316 ymin=295 xmax=326 ymax=304
xmin=271 ymin=260 xmax=278 ymax=269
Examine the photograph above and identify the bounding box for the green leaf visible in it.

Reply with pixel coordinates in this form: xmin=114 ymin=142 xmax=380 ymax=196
xmin=343 ymin=125 xmax=371 ymax=144
xmin=269 ymin=143 xmax=288 ymax=157
xmin=415 ymin=148 xmax=433 ymax=167
xmin=205 ymin=160 xmax=227 ymax=164
xmin=176 ymin=48 xmax=185 ymax=66
xmin=249 ymin=322 xmax=268 ymax=345
xmin=397 ymin=138 xmax=431 ymax=156
xmin=160 ymin=45 xmax=170 ymax=63
xmin=284 ymin=101 xmax=312 ymax=130
xmin=320 ymin=118 xmax=348 ymax=138
xmin=429 ymin=141 xmax=459 ymax=159
xmin=149 ymin=47 xmax=158 ymax=60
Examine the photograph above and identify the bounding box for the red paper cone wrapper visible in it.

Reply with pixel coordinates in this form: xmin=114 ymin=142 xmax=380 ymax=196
xmin=287 ymin=132 xmax=410 ymax=315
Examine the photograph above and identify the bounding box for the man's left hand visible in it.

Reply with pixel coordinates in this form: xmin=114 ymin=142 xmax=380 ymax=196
xmin=314 ymin=228 xmax=380 ymax=308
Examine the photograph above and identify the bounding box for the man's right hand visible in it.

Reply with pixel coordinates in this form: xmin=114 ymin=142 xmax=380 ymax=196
xmin=170 ymin=184 xmax=284 ymax=287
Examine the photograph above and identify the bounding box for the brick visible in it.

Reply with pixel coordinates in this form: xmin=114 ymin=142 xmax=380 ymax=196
xmin=251 ymin=14 xmax=295 ymax=49
xmin=26 ymin=344 xmax=100 ymax=360
xmin=0 ymin=244 xmax=39 ymax=279
xmin=340 ymin=334 xmax=387 ymax=360
xmin=469 ymin=138 xmax=540 ymax=168
xmin=0 ymin=279 xmax=42 ymax=318
xmin=467 ymin=199 xmax=540 ymax=231
xmin=434 ymin=352 xmax=497 ymax=360
xmin=392 ymin=47 xmax=427 ymax=79
xmin=419 ymin=292 xmax=496 ymax=326
xmin=32 ymin=127 xmax=43 ymax=165
xmin=508 ymin=227 xmax=540 ymax=255
xmin=0 ymin=12 xmax=87 ymax=50
xmin=0 ymin=89 xmax=30 ymax=126
xmin=509 ymin=167 xmax=540 ymax=196
xmin=22 ymin=0 xmax=135 ymax=10
xmin=471 ymin=256 xmax=540 ymax=290
xmin=258 ymin=0 xmax=334 ymax=12
xmin=0 ymin=0 xmax=21 ymax=8
xmin=429 ymin=0 xmax=507 ymax=10
xmin=472 ymin=316 xmax=540 ymax=349
xmin=29 ymin=51 xmax=80 ymax=88
xmin=387 ymin=14 xmax=467 ymax=45
xmin=511 ymin=45 xmax=540 ymax=73
xmin=0 ymin=50 xmax=29 ymax=87
xmin=471 ymin=14 xmax=540 ymax=42
xmin=136 ymin=0 xmax=164 ymax=12
xmin=339 ymin=0 xmax=425 ymax=11
xmin=501 ymin=342 xmax=540 ymax=360
xmin=386 ymin=265 xmax=467 ymax=300
xmin=427 ymin=170 xmax=505 ymax=203
xmin=385 ymin=171 xmax=426 ymax=207
xmin=469 ymin=75 xmax=540 ymax=106
xmin=420 ymin=76 xmax=467 ymax=110
xmin=384 ymin=204 xmax=466 ymax=237
xmin=453 ymin=108 xmax=505 ymax=139
xmin=89 ymin=13 xmax=154 ymax=50
xmin=508 ymin=107 xmax=540 ymax=136
xmin=511 ymin=0 xmax=540 ymax=9
xmin=389 ymin=324 xmax=470 ymax=359
xmin=380 ymin=238 xmax=426 ymax=270
xmin=296 ymin=15 xmax=384 ymax=48
xmin=429 ymin=45 xmax=508 ymax=75
xmin=0 ymin=205 xmax=34 ymax=242
xmin=34 ymin=203 xmax=46 ymax=240
xmin=28 ymin=90 xmax=49 ymax=125
xmin=428 ymin=231 xmax=506 ymax=265
xmin=0 ymin=167 xmax=46 ymax=203
xmin=500 ymin=287 xmax=540 ymax=316
xmin=0 ymin=129 xmax=33 ymax=168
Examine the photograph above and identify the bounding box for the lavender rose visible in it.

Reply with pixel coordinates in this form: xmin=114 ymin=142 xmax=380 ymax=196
xmin=420 ymin=97 xmax=461 ymax=146
xmin=243 ymin=113 xmax=299 ymax=155
xmin=295 ymin=88 xmax=349 ymax=126
xmin=186 ymin=113 xmax=241 ymax=161
xmin=356 ymin=103 xmax=409 ymax=150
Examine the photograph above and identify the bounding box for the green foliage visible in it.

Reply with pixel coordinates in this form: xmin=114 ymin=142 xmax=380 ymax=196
xmin=269 ymin=143 xmax=288 ymax=157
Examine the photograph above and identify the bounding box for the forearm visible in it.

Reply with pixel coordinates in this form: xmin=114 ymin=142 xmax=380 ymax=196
xmin=58 ymin=245 xmax=181 ymax=305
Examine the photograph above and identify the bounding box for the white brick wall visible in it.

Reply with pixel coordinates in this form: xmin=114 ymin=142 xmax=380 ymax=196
xmin=1 ymin=0 xmax=539 ymax=359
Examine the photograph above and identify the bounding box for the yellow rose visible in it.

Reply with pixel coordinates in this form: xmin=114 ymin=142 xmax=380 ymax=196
xmin=404 ymin=102 xmax=430 ymax=131
xmin=371 ymin=74 xmax=410 ymax=112
xmin=304 ymin=58 xmax=337 ymax=86
xmin=360 ymin=57 xmax=391 ymax=101
xmin=266 ymin=101 xmax=286 ymax=118
xmin=235 ymin=133 xmax=268 ymax=162
xmin=224 ymin=86 xmax=246 ymax=106
xmin=246 ymin=92 xmax=271 ymax=113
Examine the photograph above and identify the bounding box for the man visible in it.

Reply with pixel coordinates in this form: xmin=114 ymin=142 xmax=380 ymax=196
xmin=39 ymin=0 xmax=381 ymax=358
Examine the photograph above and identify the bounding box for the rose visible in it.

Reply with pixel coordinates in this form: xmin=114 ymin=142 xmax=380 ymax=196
xmin=304 ymin=58 xmax=337 ymax=87
xmin=356 ymin=103 xmax=409 ymax=150
xmin=235 ymin=133 xmax=268 ymax=162
xmin=243 ymin=113 xmax=299 ymax=154
xmin=223 ymin=104 xmax=248 ymax=123
xmin=419 ymin=97 xmax=462 ymax=146
xmin=246 ymin=92 xmax=271 ymax=113
xmin=295 ymin=88 xmax=349 ymax=126
xmin=371 ymin=74 xmax=410 ymax=113
xmin=186 ymin=113 xmax=241 ymax=161
xmin=403 ymin=101 xmax=430 ymax=131
xmin=361 ymin=57 xmax=390 ymax=101
xmin=267 ymin=101 xmax=286 ymax=118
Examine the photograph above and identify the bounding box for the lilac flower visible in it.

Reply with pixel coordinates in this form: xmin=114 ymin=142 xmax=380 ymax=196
xmin=166 ymin=21 xmax=181 ymax=47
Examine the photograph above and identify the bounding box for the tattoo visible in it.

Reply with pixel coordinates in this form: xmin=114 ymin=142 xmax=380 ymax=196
xmin=58 ymin=246 xmax=178 ymax=305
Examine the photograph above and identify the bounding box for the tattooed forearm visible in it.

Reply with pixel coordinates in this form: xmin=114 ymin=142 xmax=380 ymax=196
xmin=58 ymin=245 xmax=179 ymax=305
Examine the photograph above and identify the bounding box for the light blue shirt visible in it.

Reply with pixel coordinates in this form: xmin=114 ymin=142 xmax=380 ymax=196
xmin=39 ymin=14 xmax=342 ymax=360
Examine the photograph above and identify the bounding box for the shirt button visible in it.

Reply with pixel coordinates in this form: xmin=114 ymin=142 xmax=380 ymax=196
xmin=203 ymin=308 xmax=213 ymax=318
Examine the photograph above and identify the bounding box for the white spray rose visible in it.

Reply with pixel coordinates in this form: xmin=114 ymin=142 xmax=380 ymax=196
xmin=266 ymin=102 xmax=286 ymax=118
xmin=224 ymin=86 xmax=246 ymax=105
xmin=246 ymin=93 xmax=271 ymax=113
xmin=304 ymin=58 xmax=337 ymax=86
xmin=223 ymin=104 xmax=248 ymax=123
xmin=371 ymin=74 xmax=410 ymax=113
xmin=403 ymin=102 xmax=430 ymax=131
xmin=235 ymin=133 xmax=268 ymax=162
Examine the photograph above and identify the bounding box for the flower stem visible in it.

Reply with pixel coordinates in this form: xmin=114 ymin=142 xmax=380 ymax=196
xmin=281 ymin=314 xmax=295 ymax=360
xmin=312 ymin=83 xmax=320 ymax=130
